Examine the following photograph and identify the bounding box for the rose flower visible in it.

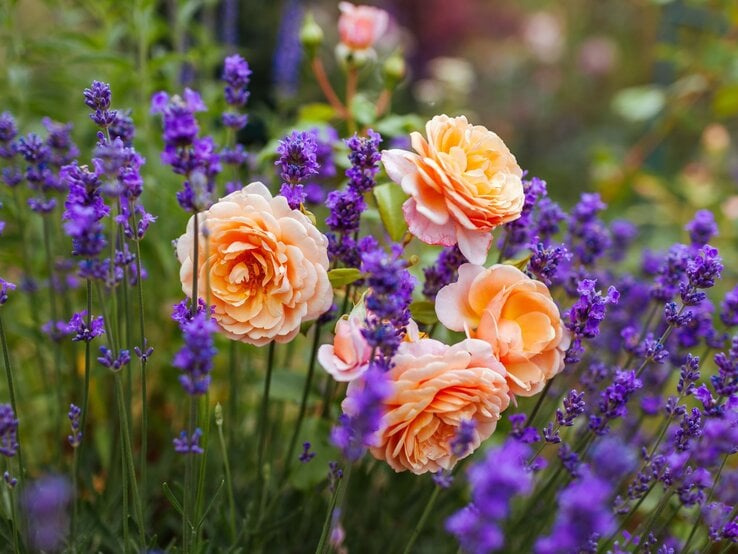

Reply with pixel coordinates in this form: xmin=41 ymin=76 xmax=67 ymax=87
xmin=436 ymin=263 xmax=570 ymax=397
xmin=348 ymin=337 xmax=510 ymax=474
xmin=382 ymin=115 xmax=524 ymax=265
xmin=337 ymin=2 xmax=389 ymax=52
xmin=177 ymin=182 xmax=333 ymax=346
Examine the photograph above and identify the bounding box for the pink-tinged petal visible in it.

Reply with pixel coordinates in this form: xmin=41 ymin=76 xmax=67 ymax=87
xmin=403 ymin=199 xmax=456 ymax=246
xmin=435 ymin=264 xmax=486 ymax=332
xmin=455 ymin=225 xmax=492 ymax=265
xmin=381 ymin=149 xmax=418 ymax=184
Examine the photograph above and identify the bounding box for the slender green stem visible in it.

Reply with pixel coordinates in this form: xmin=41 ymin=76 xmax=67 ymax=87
xmin=228 ymin=340 xmax=238 ymax=446
xmin=284 ymin=323 xmax=322 ymax=477
xmin=71 ymin=447 xmax=79 ymax=552
xmin=256 ymin=341 xmax=277 ymax=518
xmin=131 ymin=211 xmax=149 ymax=524
xmin=0 ymin=315 xmax=24 ymax=477
xmin=402 ymin=485 xmax=442 ymax=554
xmin=5 ymin=458 xmax=19 ymax=554
xmin=80 ymin=279 xmax=92 ymax=438
xmin=193 ymin=393 xmax=210 ymax=549
xmin=216 ymin=403 xmax=237 ymax=544
xmin=114 ymin=373 xmax=145 ymax=549
xmin=316 ymin=464 xmax=352 ymax=554
xmin=42 ymin=214 xmax=63 ymax=440
xmin=525 ymin=378 xmax=554 ymax=427
xmin=680 ymin=453 xmax=729 ymax=553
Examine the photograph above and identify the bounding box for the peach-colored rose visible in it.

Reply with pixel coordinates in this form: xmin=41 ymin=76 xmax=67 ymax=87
xmin=349 ymin=337 xmax=509 ymax=474
xmin=338 ymin=2 xmax=389 ymax=51
xmin=436 ymin=263 xmax=570 ymax=397
xmin=381 ymin=115 xmax=524 ymax=265
xmin=177 ymin=182 xmax=333 ymax=346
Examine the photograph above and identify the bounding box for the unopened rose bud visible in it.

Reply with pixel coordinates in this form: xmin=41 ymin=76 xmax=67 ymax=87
xmin=383 ymin=51 xmax=406 ymax=87
xmin=300 ymin=12 xmax=324 ymax=58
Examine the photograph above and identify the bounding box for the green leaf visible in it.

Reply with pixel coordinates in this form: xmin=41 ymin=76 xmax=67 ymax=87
xmin=162 ymin=483 xmax=185 ymax=517
xmin=373 ymin=183 xmax=408 ymax=242
xmin=612 ymin=86 xmax=665 ymax=122
xmin=328 ymin=267 xmax=363 ymax=288
xmin=350 ymin=94 xmax=376 ymax=126
xmin=410 ymin=300 xmax=438 ymax=325
xmin=297 ymin=103 xmax=336 ymax=123
xmin=503 ymin=253 xmax=532 ymax=272
xmin=375 ymin=114 xmax=424 ymax=137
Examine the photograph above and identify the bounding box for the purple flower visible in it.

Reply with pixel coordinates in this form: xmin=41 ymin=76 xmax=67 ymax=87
xmin=83 ymin=81 xmax=116 ymax=128
xmin=97 ymin=346 xmax=130 ymax=371
xmin=325 ymin=188 xmax=366 ymax=233
xmin=558 ymin=443 xmax=581 ymax=477
xmin=172 ymin=301 xmax=217 ymax=395
xmin=527 ymin=241 xmax=570 ymax=286
xmin=273 ymin=0 xmax=304 ymax=97
xmin=590 ymin=436 xmax=637 ymax=481
xmin=222 ymin=54 xmax=252 ymax=108
xmin=0 ymin=112 xmax=18 ymax=159
xmin=721 ymin=286 xmax=738 ymax=327
xmin=344 ymin=130 xmax=381 ymax=194
xmin=650 ymin=244 xmax=690 ymax=302
xmin=67 ymin=404 xmax=82 ymax=448
xmin=109 ymin=109 xmax=135 ymax=146
xmin=556 ymin=390 xmax=586 ymax=427
xmin=680 ymin=245 xmax=722 ymax=305
xmin=450 ymin=420 xmax=477 ymax=457
xmin=42 ymin=118 xmax=79 ymax=167
xmin=423 ymin=245 xmax=467 ymax=300
xmin=564 ymin=280 xmax=619 ymax=363
xmin=67 ymin=311 xmax=105 ymax=342
xmin=299 ymin=441 xmax=316 ymax=463
xmin=276 ymin=130 xmax=319 ymax=209
xmin=173 ymin=428 xmax=204 ymax=454
xmin=447 ymin=439 xmax=534 ymax=554
xmin=499 ymin=176 xmax=548 ymax=258
xmin=0 ymin=278 xmax=15 ymax=305
xmin=0 ymin=404 xmax=19 ymax=457
xmin=21 ymin=475 xmax=73 ymax=552
xmin=609 ymin=219 xmax=637 ymax=262
xmin=331 ymin=365 xmax=390 ymax=461
xmin=510 ymin=413 xmax=541 ymax=444
xmin=534 ymin=470 xmax=615 ymax=554
xmin=685 ymin=209 xmax=718 ymax=248
xmin=589 ymin=370 xmax=642 ymax=435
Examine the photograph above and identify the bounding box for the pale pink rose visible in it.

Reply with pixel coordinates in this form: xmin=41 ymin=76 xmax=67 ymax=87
xmin=318 ymin=315 xmax=423 ymax=382
xmin=353 ymin=337 xmax=510 ymax=474
xmin=338 ymin=2 xmax=389 ymax=51
xmin=382 ymin=115 xmax=524 ymax=265
xmin=177 ymin=182 xmax=333 ymax=346
xmin=318 ymin=312 xmax=372 ymax=382
xmin=436 ymin=263 xmax=570 ymax=397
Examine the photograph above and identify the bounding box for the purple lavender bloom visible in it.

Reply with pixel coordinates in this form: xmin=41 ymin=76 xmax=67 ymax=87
xmin=0 ymin=404 xmax=18 ymax=457
xmin=534 ymin=197 xmax=567 ymax=244
xmin=650 ymin=244 xmax=690 ymax=302
xmin=721 ymin=286 xmax=738 ymax=327
xmin=345 ymin=130 xmax=381 ymax=194
xmin=450 ymin=420 xmax=477 ymax=457
xmin=609 ymin=219 xmax=637 ymax=262
xmin=42 ymin=320 xmax=71 ymax=342
xmin=42 ymin=118 xmax=79 ymax=167
xmin=299 ymin=441 xmax=316 ymax=463
xmin=446 ymin=439 xmax=534 ymax=554
xmin=83 ymin=81 xmax=117 ymax=128
xmin=173 ymin=428 xmax=204 ymax=454
xmin=222 ymin=54 xmax=252 ymax=108
xmin=527 ymin=241 xmax=570 ymax=286
xmin=21 ymin=475 xmax=73 ymax=552
xmin=590 ymin=436 xmax=637 ymax=481
xmin=677 ymin=354 xmax=701 ymax=396
xmin=0 ymin=278 xmax=15 ymax=305
xmin=134 ymin=339 xmax=154 ymax=362
xmin=97 ymin=346 xmax=130 ymax=371
xmin=534 ymin=470 xmax=615 ymax=554
xmin=423 ymin=245 xmax=467 ymax=300
xmin=62 ymin=162 xmax=110 ymax=257
xmin=275 ymin=130 xmax=319 ymax=209
xmin=564 ymin=279 xmax=619 ymax=363
xmin=510 ymin=413 xmax=541 ymax=444
xmin=109 ymin=109 xmax=135 ymax=146
xmin=680 ymin=245 xmax=722 ymax=305
xmin=67 ymin=311 xmax=105 ymax=342
xmin=556 ymin=390 xmax=586 ymax=427
xmin=713 ymin=337 xmax=738 ymax=398
xmin=589 ymin=370 xmax=642 ymax=435
xmin=273 ymin=0 xmax=304 ymax=97
xmin=0 ymin=112 xmax=18 ymax=159
xmin=685 ymin=209 xmax=718 ymax=248
xmin=331 ymin=365 xmax=390 ymax=461
xmin=499 ymin=176 xmax=548 ymax=258
xmin=558 ymin=443 xmax=581 ymax=477
xmin=67 ymin=404 xmax=82 ymax=448
xmin=673 ymin=408 xmax=703 ymax=451
xmin=3 ymin=471 xmax=17 ymax=488
xmin=325 ymin=188 xmax=366 ymax=233
xmin=172 ymin=302 xmax=217 ymax=395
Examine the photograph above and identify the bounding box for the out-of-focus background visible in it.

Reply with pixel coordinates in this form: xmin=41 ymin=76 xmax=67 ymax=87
xmin=3 ymin=0 xmax=738 ymax=215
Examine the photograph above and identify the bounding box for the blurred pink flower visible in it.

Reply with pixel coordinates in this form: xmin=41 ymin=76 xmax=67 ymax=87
xmin=338 ymin=2 xmax=389 ymax=51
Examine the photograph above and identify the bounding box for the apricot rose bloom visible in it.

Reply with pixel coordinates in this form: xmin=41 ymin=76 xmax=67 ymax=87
xmin=317 ymin=310 xmax=372 ymax=382
xmin=381 ymin=115 xmax=525 ymax=265
xmin=436 ymin=264 xmax=570 ymax=397
xmin=337 ymin=2 xmax=389 ymax=51
xmin=177 ymin=182 xmax=332 ymax=346
xmin=354 ymin=337 xmax=510 ymax=474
